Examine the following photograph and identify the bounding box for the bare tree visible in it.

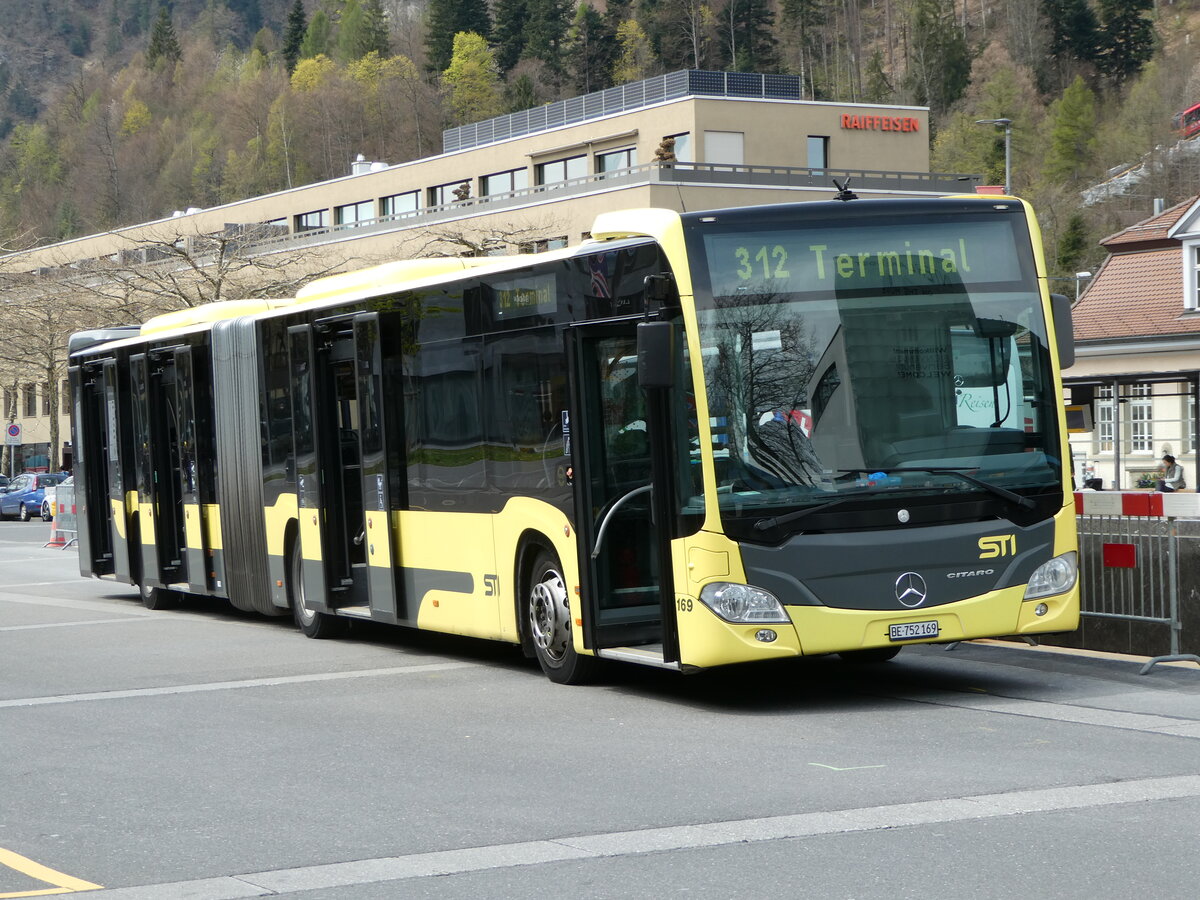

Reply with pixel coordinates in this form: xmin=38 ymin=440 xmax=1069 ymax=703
xmin=49 ymin=224 xmax=363 ymax=322
xmin=394 ymin=215 xmax=571 ymax=258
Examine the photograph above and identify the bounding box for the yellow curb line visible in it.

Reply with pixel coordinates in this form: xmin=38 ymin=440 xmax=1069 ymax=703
xmin=0 ymin=848 xmax=101 ymax=896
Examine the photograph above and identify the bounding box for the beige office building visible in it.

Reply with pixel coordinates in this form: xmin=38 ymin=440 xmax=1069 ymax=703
xmin=2 ymin=70 xmax=974 ymax=472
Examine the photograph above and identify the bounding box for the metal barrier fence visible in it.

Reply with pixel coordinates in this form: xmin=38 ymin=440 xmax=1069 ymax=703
xmin=1076 ymin=499 xmax=1200 ymax=672
xmin=44 ymin=481 xmax=78 ymax=550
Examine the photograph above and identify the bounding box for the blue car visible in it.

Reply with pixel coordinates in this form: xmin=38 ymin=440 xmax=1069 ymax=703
xmin=0 ymin=472 xmax=67 ymax=521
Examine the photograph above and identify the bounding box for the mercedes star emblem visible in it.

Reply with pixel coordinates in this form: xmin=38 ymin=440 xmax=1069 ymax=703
xmin=895 ymin=572 xmax=928 ymax=608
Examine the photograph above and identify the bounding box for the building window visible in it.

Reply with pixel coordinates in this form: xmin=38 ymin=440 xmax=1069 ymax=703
xmin=430 ymin=180 xmax=472 ymax=206
xmin=1096 ymin=384 xmax=1113 ymax=452
xmin=665 ymin=133 xmax=692 ymax=162
xmin=1190 ymin=245 xmax=1200 ymax=310
xmin=807 ymin=135 xmax=829 ymax=172
xmin=535 ymin=155 xmax=586 ymax=187
xmin=41 ymin=383 xmax=50 ymax=416
xmin=22 ymin=384 xmax=36 ymax=418
xmin=704 ymin=131 xmax=744 ymax=167
xmin=295 ymin=209 xmax=329 ymax=232
xmin=3 ymin=389 xmax=13 ymax=418
xmin=1128 ymin=383 xmax=1153 ymax=453
xmin=381 ymin=191 xmax=419 ymax=218
xmin=597 ymin=147 xmax=636 ymax=175
xmin=335 ymin=200 xmax=374 ymax=227
xmin=61 ymin=379 xmax=70 ymax=416
xmin=482 ymin=168 xmax=529 ymax=197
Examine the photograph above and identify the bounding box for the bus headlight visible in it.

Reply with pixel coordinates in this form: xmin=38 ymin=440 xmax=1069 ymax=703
xmin=699 ymin=582 xmax=789 ymax=623
xmin=1023 ymin=551 xmax=1077 ymax=601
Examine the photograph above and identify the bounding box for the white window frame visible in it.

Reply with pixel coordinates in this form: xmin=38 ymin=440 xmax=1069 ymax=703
xmin=1096 ymin=384 xmax=1113 ymax=452
xmin=1185 ymin=241 xmax=1200 ymax=310
xmin=1127 ymin=383 xmax=1153 ymax=453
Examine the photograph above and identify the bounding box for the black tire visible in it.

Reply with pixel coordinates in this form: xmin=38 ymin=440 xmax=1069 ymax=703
xmin=838 ymin=646 xmax=902 ymax=663
xmin=140 ymin=582 xmax=179 ymax=610
xmin=41 ymin=500 xmax=51 ymax=521
xmin=290 ymin=542 xmax=347 ymax=639
xmin=18 ymin=503 xmax=29 ymax=522
xmin=526 ymin=549 xmax=600 ymax=685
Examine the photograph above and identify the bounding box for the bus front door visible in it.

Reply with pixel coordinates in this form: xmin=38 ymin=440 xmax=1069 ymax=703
xmin=352 ymin=313 xmax=403 ymax=622
xmin=568 ymin=325 xmax=679 ymax=663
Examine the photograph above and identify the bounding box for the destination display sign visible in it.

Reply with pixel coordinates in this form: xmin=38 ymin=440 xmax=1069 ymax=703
xmin=702 ymin=219 xmax=1027 ymax=296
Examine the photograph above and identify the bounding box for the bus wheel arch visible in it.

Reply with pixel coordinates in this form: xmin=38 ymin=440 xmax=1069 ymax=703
xmin=521 ymin=540 xmax=600 ymax=685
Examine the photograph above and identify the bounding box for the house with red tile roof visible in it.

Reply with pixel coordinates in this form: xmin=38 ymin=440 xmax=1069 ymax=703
xmin=1066 ymin=197 xmax=1200 ymax=490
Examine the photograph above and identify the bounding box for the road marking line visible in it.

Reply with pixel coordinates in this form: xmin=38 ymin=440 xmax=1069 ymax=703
xmin=0 ymin=662 xmax=475 ymax=709
xmin=0 ymin=847 xmax=101 ymax=895
xmin=886 ymin=689 xmax=1200 ymax=736
xmin=808 ymin=763 xmax=886 ymax=771
xmin=75 ymin=774 xmax=1200 ymax=898
xmin=0 ymin=619 xmax=160 ymax=632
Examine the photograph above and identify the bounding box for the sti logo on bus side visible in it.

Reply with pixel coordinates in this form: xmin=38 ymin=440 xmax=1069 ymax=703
xmin=978 ymin=535 xmax=1017 ymax=559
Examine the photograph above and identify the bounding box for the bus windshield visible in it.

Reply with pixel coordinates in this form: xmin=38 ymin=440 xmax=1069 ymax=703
xmin=683 ymin=203 xmax=1063 ymax=531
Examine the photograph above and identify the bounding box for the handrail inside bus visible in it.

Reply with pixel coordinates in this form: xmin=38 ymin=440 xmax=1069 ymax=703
xmin=591 ymin=484 xmax=653 ymax=560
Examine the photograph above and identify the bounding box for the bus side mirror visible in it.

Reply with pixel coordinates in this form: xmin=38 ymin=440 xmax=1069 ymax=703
xmin=1050 ymin=293 xmax=1074 ymax=369
xmin=637 ymin=321 xmax=675 ymax=389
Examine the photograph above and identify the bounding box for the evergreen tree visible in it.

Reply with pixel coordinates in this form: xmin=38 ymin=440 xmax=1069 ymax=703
xmin=299 ymin=8 xmax=331 ymax=59
xmin=425 ymin=0 xmax=491 ymax=73
xmin=1042 ymin=0 xmax=1099 ymax=67
xmin=227 ymin=0 xmax=263 ymax=36
xmin=719 ymin=0 xmax=777 ymax=71
xmin=904 ymin=0 xmax=970 ymax=116
xmin=1096 ymin=0 xmax=1155 ymax=83
xmin=564 ymin=2 xmax=616 ymax=94
xmin=523 ymin=0 xmax=572 ymax=77
xmin=492 ymin=0 xmax=528 ymax=73
xmin=443 ymin=32 xmax=501 ymax=125
xmin=1043 ymin=76 xmax=1098 ymax=184
xmin=1056 ymin=213 xmax=1089 ymax=274
xmin=283 ymin=0 xmax=307 ymax=72
xmin=336 ymin=0 xmax=389 ymax=62
xmin=146 ymin=7 xmax=182 ymax=69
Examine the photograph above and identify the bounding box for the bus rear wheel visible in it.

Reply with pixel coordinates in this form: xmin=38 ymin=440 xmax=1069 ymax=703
xmin=290 ymin=543 xmax=347 ymax=639
xmin=527 ymin=550 xmax=599 ymax=685
xmin=140 ymin=583 xmax=178 ymax=610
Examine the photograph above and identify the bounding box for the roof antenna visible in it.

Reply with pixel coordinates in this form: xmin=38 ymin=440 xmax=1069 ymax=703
xmin=832 ymin=177 xmax=858 ymax=201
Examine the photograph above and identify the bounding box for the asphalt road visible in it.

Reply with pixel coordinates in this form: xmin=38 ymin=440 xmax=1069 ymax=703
xmin=3 ymin=519 xmax=1200 ymax=899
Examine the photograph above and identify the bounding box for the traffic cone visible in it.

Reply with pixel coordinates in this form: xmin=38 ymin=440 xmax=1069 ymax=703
xmin=44 ymin=509 xmax=65 ymax=548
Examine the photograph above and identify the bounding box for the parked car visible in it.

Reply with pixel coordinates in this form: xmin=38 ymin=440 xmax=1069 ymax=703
xmin=0 ymin=472 xmax=67 ymax=521
xmin=42 ymin=475 xmax=72 ymax=520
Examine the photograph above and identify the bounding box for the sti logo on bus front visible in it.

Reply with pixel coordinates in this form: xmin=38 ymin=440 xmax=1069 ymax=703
xmin=978 ymin=534 xmax=1017 ymax=558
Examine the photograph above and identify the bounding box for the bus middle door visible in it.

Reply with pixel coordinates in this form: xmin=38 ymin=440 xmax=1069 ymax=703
xmin=567 ymin=321 xmax=679 ymax=665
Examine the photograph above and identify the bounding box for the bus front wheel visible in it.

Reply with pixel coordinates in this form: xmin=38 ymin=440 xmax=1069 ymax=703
xmin=838 ymin=646 xmax=902 ymax=663
xmin=290 ymin=544 xmax=347 ymax=639
xmin=526 ymin=550 xmax=599 ymax=685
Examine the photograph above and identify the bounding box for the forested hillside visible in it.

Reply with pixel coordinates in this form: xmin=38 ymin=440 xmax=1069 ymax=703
xmin=0 ymin=0 xmax=1195 ymax=281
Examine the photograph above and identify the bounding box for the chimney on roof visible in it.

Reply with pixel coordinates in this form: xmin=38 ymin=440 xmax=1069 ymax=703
xmin=1154 ymin=197 xmax=1165 ymax=215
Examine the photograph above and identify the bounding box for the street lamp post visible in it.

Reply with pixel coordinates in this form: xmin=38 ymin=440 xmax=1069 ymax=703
xmin=975 ymin=117 xmax=1013 ymax=195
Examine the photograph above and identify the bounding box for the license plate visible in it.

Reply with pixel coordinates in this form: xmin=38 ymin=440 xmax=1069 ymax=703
xmin=889 ymin=620 xmax=939 ymax=642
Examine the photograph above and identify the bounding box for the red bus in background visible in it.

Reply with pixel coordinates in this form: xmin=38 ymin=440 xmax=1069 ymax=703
xmin=1173 ymin=102 xmax=1200 ymax=138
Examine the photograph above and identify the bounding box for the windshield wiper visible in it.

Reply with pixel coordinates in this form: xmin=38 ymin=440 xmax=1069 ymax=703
xmin=837 ymin=467 xmax=1036 ymax=510
xmin=753 ymin=497 xmax=850 ymax=532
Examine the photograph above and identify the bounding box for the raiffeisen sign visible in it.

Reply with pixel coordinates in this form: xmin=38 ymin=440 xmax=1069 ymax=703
xmin=840 ymin=114 xmax=921 ymax=133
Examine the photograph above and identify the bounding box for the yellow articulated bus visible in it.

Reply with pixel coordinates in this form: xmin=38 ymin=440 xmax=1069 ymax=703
xmin=68 ymin=198 xmax=1080 ymax=684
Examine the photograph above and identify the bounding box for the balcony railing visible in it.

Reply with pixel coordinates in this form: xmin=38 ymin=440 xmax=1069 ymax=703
xmin=246 ymin=161 xmax=979 ymax=256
